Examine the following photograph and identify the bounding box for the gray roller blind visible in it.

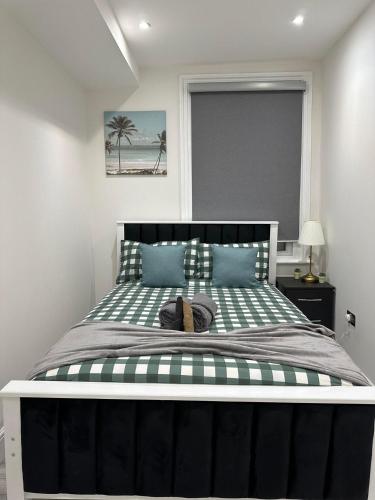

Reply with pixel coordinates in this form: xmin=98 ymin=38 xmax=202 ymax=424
xmin=188 ymin=80 xmax=307 ymax=93
xmin=191 ymin=91 xmax=303 ymax=240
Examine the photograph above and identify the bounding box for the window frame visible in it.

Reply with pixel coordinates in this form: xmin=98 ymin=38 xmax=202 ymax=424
xmin=277 ymin=241 xmax=304 ymax=263
xmin=179 ymin=72 xmax=312 ymax=262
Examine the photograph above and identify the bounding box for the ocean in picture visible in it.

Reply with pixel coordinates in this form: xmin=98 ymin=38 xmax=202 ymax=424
xmin=104 ymin=110 xmax=167 ymax=176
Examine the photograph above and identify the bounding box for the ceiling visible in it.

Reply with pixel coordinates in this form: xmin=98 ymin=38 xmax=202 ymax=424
xmin=110 ymin=0 xmax=372 ymax=66
xmin=2 ymin=0 xmax=372 ymax=89
xmin=1 ymin=0 xmax=139 ymax=90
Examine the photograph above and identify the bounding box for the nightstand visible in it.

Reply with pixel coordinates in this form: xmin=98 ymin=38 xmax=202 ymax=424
xmin=276 ymin=277 xmax=335 ymax=329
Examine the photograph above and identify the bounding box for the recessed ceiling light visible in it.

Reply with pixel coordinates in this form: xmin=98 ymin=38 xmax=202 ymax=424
xmin=292 ymin=15 xmax=304 ymax=26
xmin=139 ymin=20 xmax=151 ymax=30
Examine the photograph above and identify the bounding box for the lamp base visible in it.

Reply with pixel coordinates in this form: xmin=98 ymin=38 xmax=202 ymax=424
xmin=301 ymin=271 xmax=319 ymax=283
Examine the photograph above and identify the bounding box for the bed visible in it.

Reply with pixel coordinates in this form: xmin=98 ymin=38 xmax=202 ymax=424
xmin=35 ymin=280 xmax=349 ymax=387
xmin=2 ymin=221 xmax=375 ymax=500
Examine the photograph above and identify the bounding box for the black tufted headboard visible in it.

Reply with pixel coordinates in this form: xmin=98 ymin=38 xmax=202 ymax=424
xmin=116 ymin=221 xmax=279 ymax=284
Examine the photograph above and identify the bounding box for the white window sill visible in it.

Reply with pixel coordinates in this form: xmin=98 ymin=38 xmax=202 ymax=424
xmin=277 ymin=256 xmax=309 ymax=265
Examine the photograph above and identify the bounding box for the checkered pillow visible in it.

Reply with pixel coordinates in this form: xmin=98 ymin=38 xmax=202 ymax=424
xmin=198 ymin=241 xmax=269 ymax=280
xmin=116 ymin=238 xmax=200 ymax=283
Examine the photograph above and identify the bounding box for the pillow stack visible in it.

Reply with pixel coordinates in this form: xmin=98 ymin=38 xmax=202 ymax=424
xmin=197 ymin=241 xmax=269 ymax=281
xmin=116 ymin=238 xmax=199 ymax=283
xmin=116 ymin=237 xmax=269 ymax=288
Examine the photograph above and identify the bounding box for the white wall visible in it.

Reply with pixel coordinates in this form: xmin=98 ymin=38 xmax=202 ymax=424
xmin=88 ymin=60 xmax=322 ymax=300
xmin=321 ymin=2 xmax=375 ymax=380
xmin=0 ymin=7 xmax=94 ymax=428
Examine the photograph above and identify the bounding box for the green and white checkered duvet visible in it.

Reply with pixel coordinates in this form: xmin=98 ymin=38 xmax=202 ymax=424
xmin=35 ymin=281 xmax=352 ymax=386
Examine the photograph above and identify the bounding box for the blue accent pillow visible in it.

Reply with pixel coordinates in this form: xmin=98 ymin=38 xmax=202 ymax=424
xmin=140 ymin=244 xmax=186 ymax=287
xmin=212 ymin=246 xmax=260 ymax=288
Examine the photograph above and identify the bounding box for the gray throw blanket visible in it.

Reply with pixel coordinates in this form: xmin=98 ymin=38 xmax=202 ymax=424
xmin=29 ymin=321 xmax=371 ymax=386
xmin=159 ymin=293 xmax=217 ymax=332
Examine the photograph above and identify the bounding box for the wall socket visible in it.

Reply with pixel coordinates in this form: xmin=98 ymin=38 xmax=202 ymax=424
xmin=346 ymin=310 xmax=356 ymax=327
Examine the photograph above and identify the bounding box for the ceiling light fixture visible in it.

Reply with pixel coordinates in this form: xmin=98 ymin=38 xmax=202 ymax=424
xmin=139 ymin=20 xmax=152 ymax=30
xmin=292 ymin=15 xmax=304 ymax=26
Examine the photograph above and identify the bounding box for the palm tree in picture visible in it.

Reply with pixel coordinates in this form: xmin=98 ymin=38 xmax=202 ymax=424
xmin=106 ymin=116 xmax=138 ymax=174
xmin=152 ymin=129 xmax=166 ymax=174
xmin=105 ymin=140 xmax=113 ymax=155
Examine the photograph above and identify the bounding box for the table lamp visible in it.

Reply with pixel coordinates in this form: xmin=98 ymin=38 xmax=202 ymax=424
xmin=298 ymin=220 xmax=325 ymax=283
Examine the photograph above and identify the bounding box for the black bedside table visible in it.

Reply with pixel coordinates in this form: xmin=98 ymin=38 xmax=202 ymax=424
xmin=276 ymin=277 xmax=336 ymax=329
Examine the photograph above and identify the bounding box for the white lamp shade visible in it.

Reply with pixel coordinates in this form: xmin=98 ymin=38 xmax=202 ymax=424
xmin=299 ymin=221 xmax=325 ymax=246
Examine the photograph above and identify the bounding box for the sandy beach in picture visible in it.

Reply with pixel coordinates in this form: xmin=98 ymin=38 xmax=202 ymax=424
xmin=106 ymin=161 xmax=167 ymax=175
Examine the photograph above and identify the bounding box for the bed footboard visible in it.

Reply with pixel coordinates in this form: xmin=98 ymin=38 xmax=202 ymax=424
xmin=2 ymin=381 xmax=375 ymax=500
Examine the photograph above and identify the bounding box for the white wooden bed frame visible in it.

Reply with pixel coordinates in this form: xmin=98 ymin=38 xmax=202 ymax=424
xmin=2 ymin=220 xmax=375 ymax=500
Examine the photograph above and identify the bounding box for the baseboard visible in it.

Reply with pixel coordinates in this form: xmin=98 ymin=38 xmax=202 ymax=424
xmin=0 ymin=426 xmax=5 ymax=497
xmin=0 ymin=426 xmax=4 ymax=465
xmin=0 ymin=426 xmax=5 ymax=496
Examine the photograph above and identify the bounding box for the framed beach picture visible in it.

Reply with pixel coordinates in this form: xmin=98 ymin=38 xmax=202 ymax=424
xmin=104 ymin=111 xmax=167 ymax=176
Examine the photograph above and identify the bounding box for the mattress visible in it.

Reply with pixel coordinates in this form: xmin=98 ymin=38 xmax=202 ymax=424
xmin=35 ymin=280 xmax=352 ymax=386
xmin=85 ymin=279 xmax=306 ymax=331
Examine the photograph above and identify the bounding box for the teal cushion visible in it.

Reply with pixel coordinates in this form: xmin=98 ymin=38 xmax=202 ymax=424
xmin=212 ymin=246 xmax=260 ymax=288
xmin=140 ymin=244 xmax=186 ymax=287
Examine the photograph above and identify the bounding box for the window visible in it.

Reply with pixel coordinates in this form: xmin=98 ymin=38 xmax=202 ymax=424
xmin=180 ymin=74 xmax=312 ymax=259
